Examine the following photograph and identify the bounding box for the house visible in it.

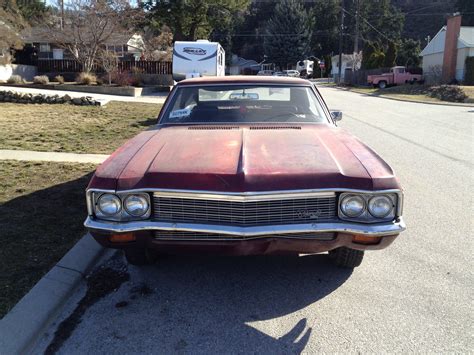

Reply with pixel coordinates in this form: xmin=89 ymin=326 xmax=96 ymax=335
xmin=330 ymin=52 xmax=362 ymax=81
xmin=420 ymin=14 xmax=474 ymax=83
xmin=15 ymin=27 xmax=144 ymax=65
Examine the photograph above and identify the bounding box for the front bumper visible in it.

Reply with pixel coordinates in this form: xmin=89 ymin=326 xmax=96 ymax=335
xmin=84 ymin=217 xmax=406 ymax=255
xmin=84 ymin=217 xmax=406 ymax=237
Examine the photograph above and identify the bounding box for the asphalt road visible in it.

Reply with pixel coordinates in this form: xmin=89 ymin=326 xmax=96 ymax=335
xmin=42 ymin=87 xmax=473 ymax=353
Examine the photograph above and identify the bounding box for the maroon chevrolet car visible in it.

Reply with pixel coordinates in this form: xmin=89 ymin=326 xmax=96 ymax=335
xmin=84 ymin=76 xmax=405 ymax=268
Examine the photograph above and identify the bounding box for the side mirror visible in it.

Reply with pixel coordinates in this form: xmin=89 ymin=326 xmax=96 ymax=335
xmin=330 ymin=110 xmax=343 ymax=122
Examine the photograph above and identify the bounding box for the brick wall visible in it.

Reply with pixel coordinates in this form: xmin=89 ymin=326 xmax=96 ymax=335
xmin=442 ymin=15 xmax=462 ymax=83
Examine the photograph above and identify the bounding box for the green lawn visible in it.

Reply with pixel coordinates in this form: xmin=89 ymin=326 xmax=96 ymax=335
xmin=0 ymin=160 xmax=96 ymax=318
xmin=0 ymin=101 xmax=162 ymax=154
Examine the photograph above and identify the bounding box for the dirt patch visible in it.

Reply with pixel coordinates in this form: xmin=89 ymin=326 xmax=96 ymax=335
xmin=45 ymin=256 xmax=129 ymax=354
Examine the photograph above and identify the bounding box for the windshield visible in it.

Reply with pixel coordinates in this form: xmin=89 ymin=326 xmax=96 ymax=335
xmin=160 ymin=85 xmax=328 ymax=124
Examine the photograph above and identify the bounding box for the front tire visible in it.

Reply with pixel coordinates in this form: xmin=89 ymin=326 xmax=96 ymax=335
xmin=124 ymin=248 xmax=157 ymax=266
xmin=329 ymin=247 xmax=364 ymax=268
xmin=378 ymin=81 xmax=387 ymax=89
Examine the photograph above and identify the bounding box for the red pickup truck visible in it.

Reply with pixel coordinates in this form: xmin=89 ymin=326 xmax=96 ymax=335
xmin=368 ymin=66 xmax=423 ymax=89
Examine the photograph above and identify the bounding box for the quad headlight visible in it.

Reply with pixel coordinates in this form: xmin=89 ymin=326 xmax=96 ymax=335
xmin=368 ymin=195 xmax=394 ymax=218
xmin=97 ymin=194 xmax=122 ymax=216
xmin=339 ymin=192 xmax=398 ymax=223
xmin=340 ymin=195 xmax=365 ymax=217
xmin=124 ymin=194 xmax=150 ymax=217
xmin=92 ymin=192 xmax=150 ymax=221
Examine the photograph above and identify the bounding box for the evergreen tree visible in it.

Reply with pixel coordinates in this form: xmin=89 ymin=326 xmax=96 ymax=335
xmin=383 ymin=41 xmax=397 ymax=68
xmin=396 ymin=38 xmax=421 ymax=67
xmin=263 ymin=0 xmax=313 ymax=69
xmin=142 ymin=0 xmax=249 ymax=42
xmin=309 ymin=0 xmax=339 ymax=57
xmin=457 ymin=0 xmax=474 ymax=26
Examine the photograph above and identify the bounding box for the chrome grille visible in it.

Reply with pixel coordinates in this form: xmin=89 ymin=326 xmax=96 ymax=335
xmin=153 ymin=194 xmax=337 ymax=226
xmin=154 ymin=231 xmax=336 ymax=241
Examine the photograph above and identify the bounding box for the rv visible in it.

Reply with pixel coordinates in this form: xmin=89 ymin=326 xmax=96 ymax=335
xmin=296 ymin=60 xmax=314 ymax=78
xmin=172 ymin=40 xmax=225 ymax=81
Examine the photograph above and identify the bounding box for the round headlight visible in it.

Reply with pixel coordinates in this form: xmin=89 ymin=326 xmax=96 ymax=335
xmin=340 ymin=195 xmax=365 ymax=217
xmin=97 ymin=194 xmax=122 ymax=216
xmin=368 ymin=196 xmax=394 ymax=218
xmin=124 ymin=195 xmax=149 ymax=217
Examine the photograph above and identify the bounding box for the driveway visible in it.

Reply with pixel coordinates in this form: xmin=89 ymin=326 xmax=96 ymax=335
xmin=0 ymin=85 xmax=168 ymax=104
xmin=39 ymin=87 xmax=473 ymax=353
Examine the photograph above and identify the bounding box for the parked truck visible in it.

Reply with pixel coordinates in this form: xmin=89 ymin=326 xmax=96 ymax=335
xmin=367 ymin=66 xmax=423 ymax=89
xmin=172 ymin=40 xmax=225 ymax=82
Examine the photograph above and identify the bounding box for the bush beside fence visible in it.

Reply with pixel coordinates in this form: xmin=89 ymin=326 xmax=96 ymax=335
xmin=37 ymin=59 xmax=172 ymax=75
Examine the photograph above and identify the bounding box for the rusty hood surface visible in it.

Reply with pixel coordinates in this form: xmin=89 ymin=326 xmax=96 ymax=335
xmin=89 ymin=125 xmax=400 ymax=192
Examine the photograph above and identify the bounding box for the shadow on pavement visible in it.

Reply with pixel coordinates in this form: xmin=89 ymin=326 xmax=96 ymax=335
xmin=86 ymin=254 xmax=353 ymax=353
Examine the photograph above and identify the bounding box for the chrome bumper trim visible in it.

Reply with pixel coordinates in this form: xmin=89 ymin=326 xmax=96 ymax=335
xmin=84 ymin=217 xmax=406 ymax=237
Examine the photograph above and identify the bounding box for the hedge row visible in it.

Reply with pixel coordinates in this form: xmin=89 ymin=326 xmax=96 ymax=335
xmin=0 ymin=91 xmax=101 ymax=106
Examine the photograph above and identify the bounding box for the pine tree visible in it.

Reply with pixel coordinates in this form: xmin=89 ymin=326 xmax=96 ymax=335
xmin=263 ymin=0 xmax=313 ymax=69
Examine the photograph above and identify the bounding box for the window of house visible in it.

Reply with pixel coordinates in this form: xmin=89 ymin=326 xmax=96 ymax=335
xmin=106 ymin=45 xmax=125 ymax=57
xmin=39 ymin=43 xmax=51 ymax=53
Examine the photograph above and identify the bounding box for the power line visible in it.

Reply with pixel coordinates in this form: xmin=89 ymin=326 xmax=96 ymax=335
xmin=342 ymin=8 xmax=392 ymax=42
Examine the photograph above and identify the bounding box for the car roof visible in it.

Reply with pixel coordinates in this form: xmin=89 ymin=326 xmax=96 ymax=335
xmin=177 ymin=75 xmax=311 ymax=86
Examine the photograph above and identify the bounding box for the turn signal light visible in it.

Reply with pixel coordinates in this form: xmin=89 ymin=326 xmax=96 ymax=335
xmin=352 ymin=235 xmax=380 ymax=245
xmin=109 ymin=233 xmax=136 ymax=243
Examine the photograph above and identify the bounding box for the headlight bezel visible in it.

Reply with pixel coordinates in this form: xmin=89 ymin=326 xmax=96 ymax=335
xmin=90 ymin=191 xmax=151 ymax=221
xmin=338 ymin=192 xmax=398 ymax=223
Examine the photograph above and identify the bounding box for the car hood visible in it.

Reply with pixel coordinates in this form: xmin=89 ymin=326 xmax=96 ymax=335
xmin=90 ymin=125 xmax=399 ymax=192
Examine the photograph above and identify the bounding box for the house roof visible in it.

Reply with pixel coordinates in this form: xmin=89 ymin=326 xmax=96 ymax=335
xmin=421 ymin=26 xmax=474 ymax=56
xmin=21 ymin=26 xmax=139 ymax=46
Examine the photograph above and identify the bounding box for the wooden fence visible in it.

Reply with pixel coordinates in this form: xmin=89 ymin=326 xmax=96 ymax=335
xmin=37 ymin=59 xmax=172 ymax=75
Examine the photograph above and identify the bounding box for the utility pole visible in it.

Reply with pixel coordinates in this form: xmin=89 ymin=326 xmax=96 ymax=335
xmin=338 ymin=0 xmax=345 ymax=84
xmin=60 ymin=0 xmax=64 ymax=29
xmin=354 ymin=0 xmax=360 ymax=54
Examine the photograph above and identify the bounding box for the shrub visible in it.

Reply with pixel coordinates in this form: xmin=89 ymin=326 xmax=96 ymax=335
xmin=7 ymin=75 xmax=25 ymax=84
xmin=33 ymin=75 xmax=50 ymax=85
xmin=76 ymin=72 xmax=97 ymax=85
xmin=428 ymin=85 xmax=468 ymax=102
xmin=54 ymin=75 xmax=65 ymax=84
xmin=130 ymin=67 xmax=145 ymax=86
xmin=111 ymin=70 xmax=132 ymax=86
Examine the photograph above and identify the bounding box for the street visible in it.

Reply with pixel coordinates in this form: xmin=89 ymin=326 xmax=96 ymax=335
xmin=43 ymin=87 xmax=473 ymax=353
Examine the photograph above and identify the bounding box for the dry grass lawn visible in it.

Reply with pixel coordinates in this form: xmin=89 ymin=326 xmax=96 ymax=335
xmin=343 ymin=84 xmax=474 ymax=104
xmin=0 ymin=101 xmax=162 ymax=154
xmin=0 ymin=160 xmax=96 ymax=318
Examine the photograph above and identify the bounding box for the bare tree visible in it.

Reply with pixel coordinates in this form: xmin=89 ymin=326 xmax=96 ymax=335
xmin=45 ymin=0 xmax=139 ymax=73
xmin=0 ymin=4 xmax=26 ymax=64
xmin=98 ymin=49 xmax=118 ymax=85
xmin=141 ymin=25 xmax=173 ymax=61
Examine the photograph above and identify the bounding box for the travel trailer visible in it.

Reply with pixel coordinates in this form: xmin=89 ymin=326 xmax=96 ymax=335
xmin=296 ymin=60 xmax=314 ymax=78
xmin=172 ymin=40 xmax=225 ymax=81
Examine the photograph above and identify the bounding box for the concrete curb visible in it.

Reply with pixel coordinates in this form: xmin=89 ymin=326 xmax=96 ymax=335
xmin=329 ymin=86 xmax=474 ymax=107
xmin=0 ymin=234 xmax=104 ymax=354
